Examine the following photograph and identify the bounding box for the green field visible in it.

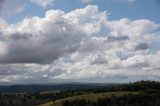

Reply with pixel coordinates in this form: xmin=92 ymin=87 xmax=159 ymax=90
xmin=39 ymin=91 xmax=139 ymax=106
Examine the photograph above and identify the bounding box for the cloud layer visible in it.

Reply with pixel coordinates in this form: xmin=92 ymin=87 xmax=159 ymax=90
xmin=0 ymin=5 xmax=160 ymax=84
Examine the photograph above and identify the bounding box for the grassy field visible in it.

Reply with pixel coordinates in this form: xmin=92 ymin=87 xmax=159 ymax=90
xmin=38 ymin=102 xmax=54 ymax=106
xmin=39 ymin=91 xmax=139 ymax=106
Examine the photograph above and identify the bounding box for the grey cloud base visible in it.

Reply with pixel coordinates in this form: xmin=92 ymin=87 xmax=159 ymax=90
xmin=0 ymin=10 xmax=85 ymax=64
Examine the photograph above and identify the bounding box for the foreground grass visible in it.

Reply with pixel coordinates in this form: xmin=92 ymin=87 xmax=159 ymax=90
xmin=57 ymin=91 xmax=138 ymax=102
xmin=38 ymin=102 xmax=54 ymax=106
xmin=39 ymin=91 xmax=139 ymax=106
xmin=38 ymin=101 xmax=62 ymax=106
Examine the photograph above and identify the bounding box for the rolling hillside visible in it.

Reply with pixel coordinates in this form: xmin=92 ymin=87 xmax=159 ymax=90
xmin=39 ymin=91 xmax=139 ymax=106
xmin=38 ymin=81 xmax=160 ymax=106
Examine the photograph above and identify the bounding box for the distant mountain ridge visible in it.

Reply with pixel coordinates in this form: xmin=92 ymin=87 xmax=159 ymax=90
xmin=0 ymin=83 xmax=119 ymax=93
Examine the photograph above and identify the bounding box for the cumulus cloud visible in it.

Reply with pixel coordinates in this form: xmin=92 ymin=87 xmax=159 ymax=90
xmin=65 ymin=5 xmax=108 ymax=35
xmin=31 ymin=0 xmax=54 ymax=7
xmin=0 ymin=5 xmax=160 ymax=84
xmin=0 ymin=10 xmax=85 ymax=64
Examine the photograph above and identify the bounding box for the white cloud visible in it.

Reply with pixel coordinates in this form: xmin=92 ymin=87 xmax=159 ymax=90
xmin=122 ymin=55 xmax=148 ymax=67
xmin=79 ymin=0 xmax=92 ymax=3
xmin=31 ymin=0 xmax=54 ymax=7
xmin=65 ymin=5 xmax=108 ymax=35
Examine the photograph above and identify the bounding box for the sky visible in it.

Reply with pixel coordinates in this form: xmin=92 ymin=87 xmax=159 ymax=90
xmin=0 ymin=0 xmax=160 ymax=85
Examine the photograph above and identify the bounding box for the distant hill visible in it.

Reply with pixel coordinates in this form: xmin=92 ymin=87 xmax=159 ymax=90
xmin=0 ymin=83 xmax=119 ymax=93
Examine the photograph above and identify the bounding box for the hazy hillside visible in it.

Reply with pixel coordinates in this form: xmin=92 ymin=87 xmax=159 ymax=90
xmin=0 ymin=83 xmax=117 ymax=93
